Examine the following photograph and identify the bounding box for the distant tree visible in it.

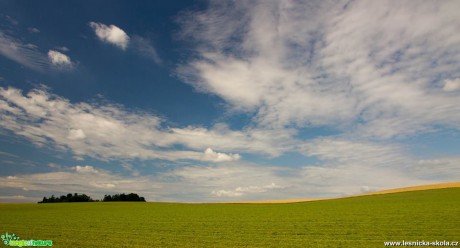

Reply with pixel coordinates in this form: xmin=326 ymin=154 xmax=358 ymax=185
xmin=103 ymin=195 xmax=112 ymax=202
xmin=38 ymin=193 xmax=94 ymax=203
xmin=102 ymin=193 xmax=146 ymax=202
xmin=38 ymin=193 xmax=145 ymax=203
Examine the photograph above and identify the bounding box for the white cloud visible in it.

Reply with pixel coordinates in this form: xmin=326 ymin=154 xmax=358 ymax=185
xmin=131 ymin=36 xmax=162 ymax=64
xmin=0 ymin=85 xmax=457 ymax=201
xmin=48 ymin=50 xmax=72 ymax=67
xmin=0 ymin=32 xmax=48 ymax=71
xmin=0 ymin=86 xmax=283 ymax=162
xmin=202 ymin=148 xmax=240 ymax=162
xmin=412 ymin=158 xmax=460 ymax=180
xmin=55 ymin=46 xmax=69 ymax=52
xmin=67 ymin=129 xmax=86 ymax=140
xmin=27 ymin=27 xmax=40 ymax=33
xmin=443 ymin=78 xmax=460 ymax=92
xmin=300 ymin=138 xmax=407 ymax=167
xmin=167 ymin=159 xmax=444 ymax=201
xmin=360 ymin=186 xmax=372 ymax=193
xmin=73 ymin=165 xmax=99 ymax=174
xmin=167 ymin=124 xmax=296 ymax=157
xmin=177 ymin=0 xmax=460 ymax=138
xmin=89 ymin=22 xmax=130 ymax=50
xmin=0 ymin=155 xmax=456 ymax=202
xmin=212 ymin=183 xmax=285 ymax=197
xmin=48 ymin=163 xmax=61 ymax=169
xmin=211 ymin=190 xmax=243 ymax=197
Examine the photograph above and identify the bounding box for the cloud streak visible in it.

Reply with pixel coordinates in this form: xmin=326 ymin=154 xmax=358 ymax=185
xmin=0 ymin=32 xmax=49 ymax=71
xmin=131 ymin=36 xmax=162 ymax=64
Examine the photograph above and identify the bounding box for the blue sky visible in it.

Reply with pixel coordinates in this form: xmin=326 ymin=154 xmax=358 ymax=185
xmin=0 ymin=0 xmax=459 ymax=202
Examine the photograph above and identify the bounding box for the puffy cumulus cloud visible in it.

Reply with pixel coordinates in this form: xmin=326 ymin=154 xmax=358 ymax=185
xmin=0 ymin=86 xmax=287 ymax=162
xmin=48 ymin=50 xmax=73 ymax=67
xmin=178 ymin=0 xmax=460 ymax=138
xmin=202 ymin=148 xmax=240 ymax=162
xmin=443 ymin=78 xmax=460 ymax=92
xmin=89 ymin=22 xmax=130 ymax=50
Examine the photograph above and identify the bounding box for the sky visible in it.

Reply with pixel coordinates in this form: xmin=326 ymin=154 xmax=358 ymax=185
xmin=0 ymin=0 xmax=459 ymax=202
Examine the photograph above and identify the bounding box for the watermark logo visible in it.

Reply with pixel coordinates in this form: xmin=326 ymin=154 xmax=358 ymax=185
xmin=1 ymin=233 xmax=52 ymax=247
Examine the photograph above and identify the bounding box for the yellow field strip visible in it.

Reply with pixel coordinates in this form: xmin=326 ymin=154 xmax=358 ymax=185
xmin=226 ymin=182 xmax=460 ymax=204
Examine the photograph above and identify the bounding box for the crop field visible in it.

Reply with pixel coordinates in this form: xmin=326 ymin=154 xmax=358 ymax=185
xmin=1 ymin=188 xmax=459 ymax=247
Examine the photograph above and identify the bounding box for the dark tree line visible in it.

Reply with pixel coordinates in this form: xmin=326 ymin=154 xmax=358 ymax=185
xmin=38 ymin=193 xmax=146 ymax=203
xmin=103 ymin=193 xmax=145 ymax=202
xmin=39 ymin=193 xmax=94 ymax=203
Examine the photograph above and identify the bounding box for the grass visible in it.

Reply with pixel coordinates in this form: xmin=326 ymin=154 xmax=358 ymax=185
xmin=0 ymin=188 xmax=459 ymax=247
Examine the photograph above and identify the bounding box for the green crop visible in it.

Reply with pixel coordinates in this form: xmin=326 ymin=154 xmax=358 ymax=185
xmin=1 ymin=188 xmax=458 ymax=247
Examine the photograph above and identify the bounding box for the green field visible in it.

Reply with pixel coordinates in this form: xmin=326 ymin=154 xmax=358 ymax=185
xmin=1 ymin=188 xmax=459 ymax=247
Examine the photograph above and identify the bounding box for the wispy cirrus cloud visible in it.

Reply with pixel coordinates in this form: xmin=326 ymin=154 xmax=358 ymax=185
xmin=131 ymin=35 xmax=162 ymax=65
xmin=0 ymin=32 xmax=75 ymax=72
xmin=300 ymin=138 xmax=407 ymax=167
xmin=0 ymin=32 xmax=49 ymax=71
xmin=177 ymin=0 xmax=460 ymax=139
